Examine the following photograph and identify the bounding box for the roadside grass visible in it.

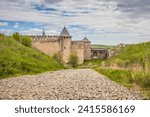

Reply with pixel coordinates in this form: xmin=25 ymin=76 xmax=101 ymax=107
xmin=78 ymin=59 xmax=105 ymax=69
xmin=94 ymin=67 xmax=150 ymax=99
xmin=81 ymin=41 xmax=150 ymax=99
xmin=0 ymin=34 xmax=64 ymax=79
xmin=94 ymin=68 xmax=134 ymax=88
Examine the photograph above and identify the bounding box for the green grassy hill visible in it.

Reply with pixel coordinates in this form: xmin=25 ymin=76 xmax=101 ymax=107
xmin=105 ymin=42 xmax=150 ymax=67
xmin=92 ymin=44 xmax=115 ymax=49
xmin=96 ymin=42 xmax=150 ymax=98
xmin=0 ymin=34 xmax=64 ymax=78
xmin=81 ymin=41 xmax=150 ymax=98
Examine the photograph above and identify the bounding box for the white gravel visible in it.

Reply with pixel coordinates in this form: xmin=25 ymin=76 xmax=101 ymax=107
xmin=0 ymin=69 xmax=143 ymax=100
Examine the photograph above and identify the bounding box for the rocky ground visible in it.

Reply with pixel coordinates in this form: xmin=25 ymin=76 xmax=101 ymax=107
xmin=0 ymin=69 xmax=143 ymax=100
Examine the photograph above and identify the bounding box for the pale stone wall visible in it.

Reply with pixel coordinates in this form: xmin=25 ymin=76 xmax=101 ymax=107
xmin=32 ymin=41 xmax=60 ymax=56
xmin=84 ymin=42 xmax=91 ymax=60
xmin=60 ymin=37 xmax=71 ymax=63
xmin=29 ymin=35 xmax=92 ymax=64
xmin=71 ymin=41 xmax=84 ymax=64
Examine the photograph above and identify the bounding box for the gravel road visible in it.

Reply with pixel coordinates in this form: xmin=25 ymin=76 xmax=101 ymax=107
xmin=0 ymin=69 xmax=143 ymax=100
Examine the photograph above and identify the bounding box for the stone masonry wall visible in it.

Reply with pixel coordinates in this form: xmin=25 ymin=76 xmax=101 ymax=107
xmin=32 ymin=41 xmax=60 ymax=56
xmin=60 ymin=37 xmax=72 ymax=63
xmin=71 ymin=41 xmax=84 ymax=64
xmin=30 ymin=36 xmax=91 ymax=64
xmin=84 ymin=42 xmax=91 ymax=60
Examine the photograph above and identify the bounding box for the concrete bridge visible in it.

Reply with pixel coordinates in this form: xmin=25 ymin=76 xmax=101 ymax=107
xmin=91 ymin=48 xmax=109 ymax=59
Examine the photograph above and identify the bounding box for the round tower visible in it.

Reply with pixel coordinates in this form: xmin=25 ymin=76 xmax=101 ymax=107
xmin=82 ymin=37 xmax=91 ymax=60
xmin=59 ymin=26 xmax=72 ymax=63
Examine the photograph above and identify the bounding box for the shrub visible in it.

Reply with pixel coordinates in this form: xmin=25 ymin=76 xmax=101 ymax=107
xmin=12 ymin=32 xmax=32 ymax=47
xmin=52 ymin=52 xmax=63 ymax=64
xmin=12 ymin=32 xmax=21 ymax=42
xmin=69 ymin=54 xmax=78 ymax=67
xmin=21 ymin=36 xmax=32 ymax=47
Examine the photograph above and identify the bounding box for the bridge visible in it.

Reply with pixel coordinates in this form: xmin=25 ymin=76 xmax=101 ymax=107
xmin=91 ymin=48 xmax=109 ymax=59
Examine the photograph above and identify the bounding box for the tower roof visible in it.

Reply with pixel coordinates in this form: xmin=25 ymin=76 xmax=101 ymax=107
xmin=42 ymin=29 xmax=46 ymax=36
xmin=60 ymin=26 xmax=71 ymax=37
xmin=82 ymin=36 xmax=91 ymax=43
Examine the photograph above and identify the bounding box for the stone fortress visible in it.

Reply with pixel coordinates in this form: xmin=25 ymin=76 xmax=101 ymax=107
xmin=29 ymin=27 xmax=109 ymax=64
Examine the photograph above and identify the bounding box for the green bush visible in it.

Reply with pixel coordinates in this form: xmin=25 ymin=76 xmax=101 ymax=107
xmin=12 ymin=32 xmax=32 ymax=47
xmin=12 ymin=32 xmax=21 ymax=42
xmin=21 ymin=36 xmax=32 ymax=47
xmin=52 ymin=52 xmax=63 ymax=64
xmin=69 ymin=54 xmax=78 ymax=67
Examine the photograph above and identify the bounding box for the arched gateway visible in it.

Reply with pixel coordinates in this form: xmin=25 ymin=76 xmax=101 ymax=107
xmin=91 ymin=48 xmax=109 ymax=59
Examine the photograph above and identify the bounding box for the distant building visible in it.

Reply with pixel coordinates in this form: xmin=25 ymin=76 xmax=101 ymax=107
xmin=117 ymin=43 xmax=126 ymax=48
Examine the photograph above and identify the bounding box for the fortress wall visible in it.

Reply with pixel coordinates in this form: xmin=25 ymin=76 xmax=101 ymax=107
xmin=61 ymin=38 xmax=72 ymax=63
xmin=32 ymin=41 xmax=60 ymax=56
xmin=30 ymin=36 xmax=59 ymax=42
xmin=84 ymin=42 xmax=91 ymax=60
xmin=71 ymin=41 xmax=84 ymax=64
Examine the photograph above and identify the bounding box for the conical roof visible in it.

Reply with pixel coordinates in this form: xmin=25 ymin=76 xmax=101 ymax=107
xmin=60 ymin=26 xmax=71 ymax=36
xmin=82 ymin=36 xmax=91 ymax=42
xmin=42 ymin=29 xmax=46 ymax=36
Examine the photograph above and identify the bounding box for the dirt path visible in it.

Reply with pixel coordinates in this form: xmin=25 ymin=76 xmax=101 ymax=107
xmin=0 ymin=69 xmax=143 ymax=100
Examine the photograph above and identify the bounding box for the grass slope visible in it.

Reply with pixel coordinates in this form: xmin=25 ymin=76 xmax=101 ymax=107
xmin=105 ymin=42 xmax=150 ymax=67
xmin=0 ymin=35 xmax=64 ymax=78
xmin=81 ymin=41 xmax=150 ymax=99
xmin=92 ymin=44 xmax=115 ymax=49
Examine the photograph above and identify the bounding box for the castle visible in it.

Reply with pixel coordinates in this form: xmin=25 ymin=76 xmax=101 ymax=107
xmin=29 ymin=27 xmax=91 ymax=64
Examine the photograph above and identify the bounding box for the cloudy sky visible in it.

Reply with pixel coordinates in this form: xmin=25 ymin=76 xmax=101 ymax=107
xmin=0 ymin=0 xmax=150 ymax=45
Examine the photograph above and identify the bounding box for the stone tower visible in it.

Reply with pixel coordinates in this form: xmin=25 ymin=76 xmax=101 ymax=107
xmin=59 ymin=26 xmax=72 ymax=63
xmin=82 ymin=37 xmax=91 ymax=60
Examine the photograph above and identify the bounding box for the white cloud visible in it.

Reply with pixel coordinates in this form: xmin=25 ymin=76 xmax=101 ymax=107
xmin=0 ymin=29 xmax=12 ymax=35
xmin=20 ymin=28 xmax=42 ymax=35
xmin=0 ymin=22 xmax=8 ymax=26
xmin=0 ymin=0 xmax=150 ymax=44
xmin=14 ymin=23 xmax=19 ymax=28
xmin=20 ymin=28 xmax=59 ymax=35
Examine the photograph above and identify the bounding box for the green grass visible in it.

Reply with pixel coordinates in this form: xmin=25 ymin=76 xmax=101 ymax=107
xmin=105 ymin=42 xmax=150 ymax=67
xmin=102 ymin=41 xmax=150 ymax=89
xmin=83 ymin=59 xmax=104 ymax=66
xmin=94 ymin=68 xmax=134 ymax=88
xmin=0 ymin=34 xmax=64 ymax=78
xmin=78 ymin=59 xmax=105 ymax=69
xmin=94 ymin=67 xmax=150 ymax=99
xmin=81 ymin=42 xmax=150 ymax=99
xmin=92 ymin=44 xmax=115 ymax=49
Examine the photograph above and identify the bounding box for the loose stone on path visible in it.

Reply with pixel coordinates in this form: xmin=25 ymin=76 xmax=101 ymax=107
xmin=0 ymin=69 xmax=143 ymax=100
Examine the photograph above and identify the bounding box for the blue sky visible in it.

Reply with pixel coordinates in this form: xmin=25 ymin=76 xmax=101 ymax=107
xmin=0 ymin=0 xmax=150 ymax=45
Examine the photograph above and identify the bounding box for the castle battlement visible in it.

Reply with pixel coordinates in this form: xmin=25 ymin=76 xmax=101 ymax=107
xmin=72 ymin=40 xmax=84 ymax=43
xmin=29 ymin=35 xmax=59 ymax=42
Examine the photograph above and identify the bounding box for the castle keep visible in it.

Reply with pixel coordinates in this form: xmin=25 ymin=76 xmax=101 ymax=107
xmin=30 ymin=27 xmax=91 ymax=64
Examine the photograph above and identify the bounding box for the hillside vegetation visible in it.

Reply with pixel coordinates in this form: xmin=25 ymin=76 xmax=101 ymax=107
xmin=81 ymin=42 xmax=150 ymax=99
xmin=104 ymin=42 xmax=150 ymax=68
xmin=92 ymin=44 xmax=115 ymax=49
xmin=0 ymin=34 xmax=64 ymax=78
